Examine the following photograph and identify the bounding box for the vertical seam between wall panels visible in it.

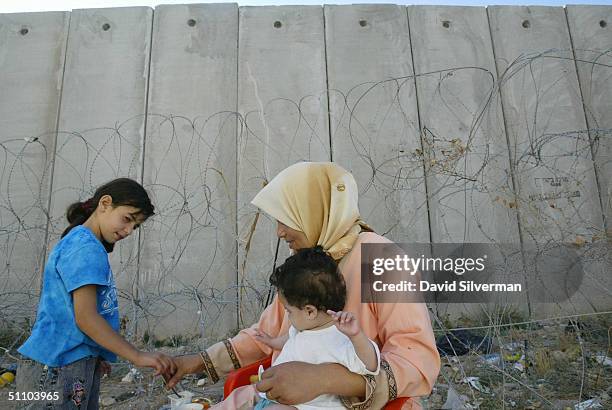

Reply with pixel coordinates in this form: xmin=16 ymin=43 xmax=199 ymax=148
xmin=235 ymin=5 xmax=241 ymax=330
xmin=486 ymin=7 xmax=525 ymax=245
xmin=564 ymin=6 xmax=607 ymax=232
xmin=135 ymin=7 xmax=155 ymax=337
xmin=322 ymin=6 xmax=333 ymax=161
xmin=486 ymin=7 xmax=531 ymax=317
xmin=41 ymin=11 xmax=72 ymax=293
xmin=405 ymin=6 xmax=433 ymax=244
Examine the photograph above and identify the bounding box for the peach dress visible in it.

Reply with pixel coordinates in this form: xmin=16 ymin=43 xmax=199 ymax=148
xmin=200 ymin=163 xmax=440 ymax=409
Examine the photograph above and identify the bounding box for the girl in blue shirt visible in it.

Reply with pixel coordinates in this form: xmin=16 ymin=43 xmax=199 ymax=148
xmin=17 ymin=178 xmax=176 ymax=409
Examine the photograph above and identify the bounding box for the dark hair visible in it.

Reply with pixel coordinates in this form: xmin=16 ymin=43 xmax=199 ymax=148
xmin=61 ymin=178 xmax=155 ymax=253
xmin=270 ymin=246 xmax=346 ymax=312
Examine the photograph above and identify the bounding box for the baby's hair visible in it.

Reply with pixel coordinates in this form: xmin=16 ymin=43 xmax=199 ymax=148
xmin=270 ymin=246 xmax=346 ymax=312
xmin=62 ymin=178 xmax=155 ymax=253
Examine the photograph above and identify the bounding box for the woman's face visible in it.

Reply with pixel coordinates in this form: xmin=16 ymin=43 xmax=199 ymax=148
xmin=276 ymin=221 xmax=310 ymax=251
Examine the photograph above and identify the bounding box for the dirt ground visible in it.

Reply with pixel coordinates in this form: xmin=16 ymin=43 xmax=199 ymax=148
xmin=1 ymin=315 xmax=610 ymax=409
xmin=0 ymin=345 xmax=225 ymax=410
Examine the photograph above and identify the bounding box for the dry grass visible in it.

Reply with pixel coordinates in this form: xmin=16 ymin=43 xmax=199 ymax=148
xmin=426 ymin=314 xmax=612 ymax=409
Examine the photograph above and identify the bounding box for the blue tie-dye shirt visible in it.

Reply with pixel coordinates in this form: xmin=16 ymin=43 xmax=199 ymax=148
xmin=19 ymin=225 xmax=120 ymax=367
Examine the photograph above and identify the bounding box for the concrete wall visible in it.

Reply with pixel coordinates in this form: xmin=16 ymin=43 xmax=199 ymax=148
xmin=0 ymin=4 xmax=610 ymax=340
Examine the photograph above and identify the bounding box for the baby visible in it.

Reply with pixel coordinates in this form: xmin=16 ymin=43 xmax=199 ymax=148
xmin=252 ymin=246 xmax=380 ymax=410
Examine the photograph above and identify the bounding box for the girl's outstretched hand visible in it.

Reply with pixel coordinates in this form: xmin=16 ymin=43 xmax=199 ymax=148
xmin=327 ymin=310 xmax=361 ymax=338
xmin=134 ymin=351 xmax=177 ymax=378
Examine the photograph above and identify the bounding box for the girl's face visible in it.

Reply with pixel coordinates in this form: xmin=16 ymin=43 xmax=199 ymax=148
xmin=276 ymin=221 xmax=310 ymax=251
xmin=97 ymin=197 xmax=145 ymax=243
xmin=278 ymin=293 xmax=317 ymax=331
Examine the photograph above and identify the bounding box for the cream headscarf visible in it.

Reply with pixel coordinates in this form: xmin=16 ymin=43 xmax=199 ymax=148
xmin=251 ymin=162 xmax=372 ymax=260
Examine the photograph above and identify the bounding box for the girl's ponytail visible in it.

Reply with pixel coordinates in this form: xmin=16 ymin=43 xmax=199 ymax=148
xmin=62 ymin=199 xmax=97 ymax=238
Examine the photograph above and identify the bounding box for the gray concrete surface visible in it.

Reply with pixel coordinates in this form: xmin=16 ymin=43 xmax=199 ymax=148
xmin=409 ymin=6 xmax=521 ymax=244
xmin=0 ymin=5 xmax=609 ymax=339
xmin=326 ymin=4 xmax=429 ymax=243
xmin=566 ymin=5 xmax=612 ymax=234
xmin=488 ymin=6 xmax=609 ymax=316
xmin=140 ymin=4 xmax=239 ymax=339
xmin=48 ymin=7 xmax=153 ymax=329
xmin=237 ymin=6 xmax=331 ymax=327
xmin=0 ymin=11 xmax=68 ymax=325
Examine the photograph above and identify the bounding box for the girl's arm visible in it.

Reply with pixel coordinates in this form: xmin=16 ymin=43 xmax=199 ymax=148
xmin=73 ymin=285 xmax=176 ymax=376
xmin=167 ymin=295 xmax=288 ymax=389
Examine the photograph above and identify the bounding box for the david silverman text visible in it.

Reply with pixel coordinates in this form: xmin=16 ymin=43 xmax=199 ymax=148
xmin=372 ymin=280 xmax=522 ymax=292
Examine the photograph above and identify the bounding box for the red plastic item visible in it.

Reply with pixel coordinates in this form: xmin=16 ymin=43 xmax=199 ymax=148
xmin=223 ymin=356 xmax=272 ymax=399
xmin=385 ymin=397 xmax=409 ymax=409
xmin=223 ymin=356 xmax=409 ymax=409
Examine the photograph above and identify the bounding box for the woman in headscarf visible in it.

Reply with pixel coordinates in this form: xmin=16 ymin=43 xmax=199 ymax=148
xmin=167 ymin=162 xmax=440 ymax=409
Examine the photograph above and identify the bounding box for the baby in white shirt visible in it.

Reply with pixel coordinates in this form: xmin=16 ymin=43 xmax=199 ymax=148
xmin=252 ymin=246 xmax=380 ymax=410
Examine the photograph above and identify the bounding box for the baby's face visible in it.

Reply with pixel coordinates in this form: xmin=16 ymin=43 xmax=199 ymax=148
xmin=278 ymin=293 xmax=313 ymax=331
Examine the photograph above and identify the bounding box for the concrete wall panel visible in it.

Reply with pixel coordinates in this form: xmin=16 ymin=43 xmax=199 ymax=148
xmin=237 ymin=6 xmax=330 ymax=326
xmin=49 ymin=7 xmax=153 ymax=332
xmin=409 ymin=6 xmax=520 ymax=244
xmin=0 ymin=5 xmax=610 ymax=337
xmin=488 ymin=6 xmax=604 ymax=243
xmin=140 ymin=4 xmax=238 ymax=339
xmin=489 ymin=6 xmax=608 ymax=315
xmin=0 ymin=11 xmax=68 ymax=322
xmin=566 ymin=5 xmax=612 ymax=233
xmin=325 ymin=5 xmax=428 ymax=243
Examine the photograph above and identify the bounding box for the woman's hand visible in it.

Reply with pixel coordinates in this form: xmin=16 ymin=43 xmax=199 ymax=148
xmin=255 ymin=362 xmax=326 ymax=405
xmin=327 ymin=310 xmax=360 ymax=338
xmin=165 ymin=354 xmax=205 ymax=389
xmin=256 ymin=361 xmax=366 ymax=404
xmin=133 ymin=351 xmax=177 ymax=378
